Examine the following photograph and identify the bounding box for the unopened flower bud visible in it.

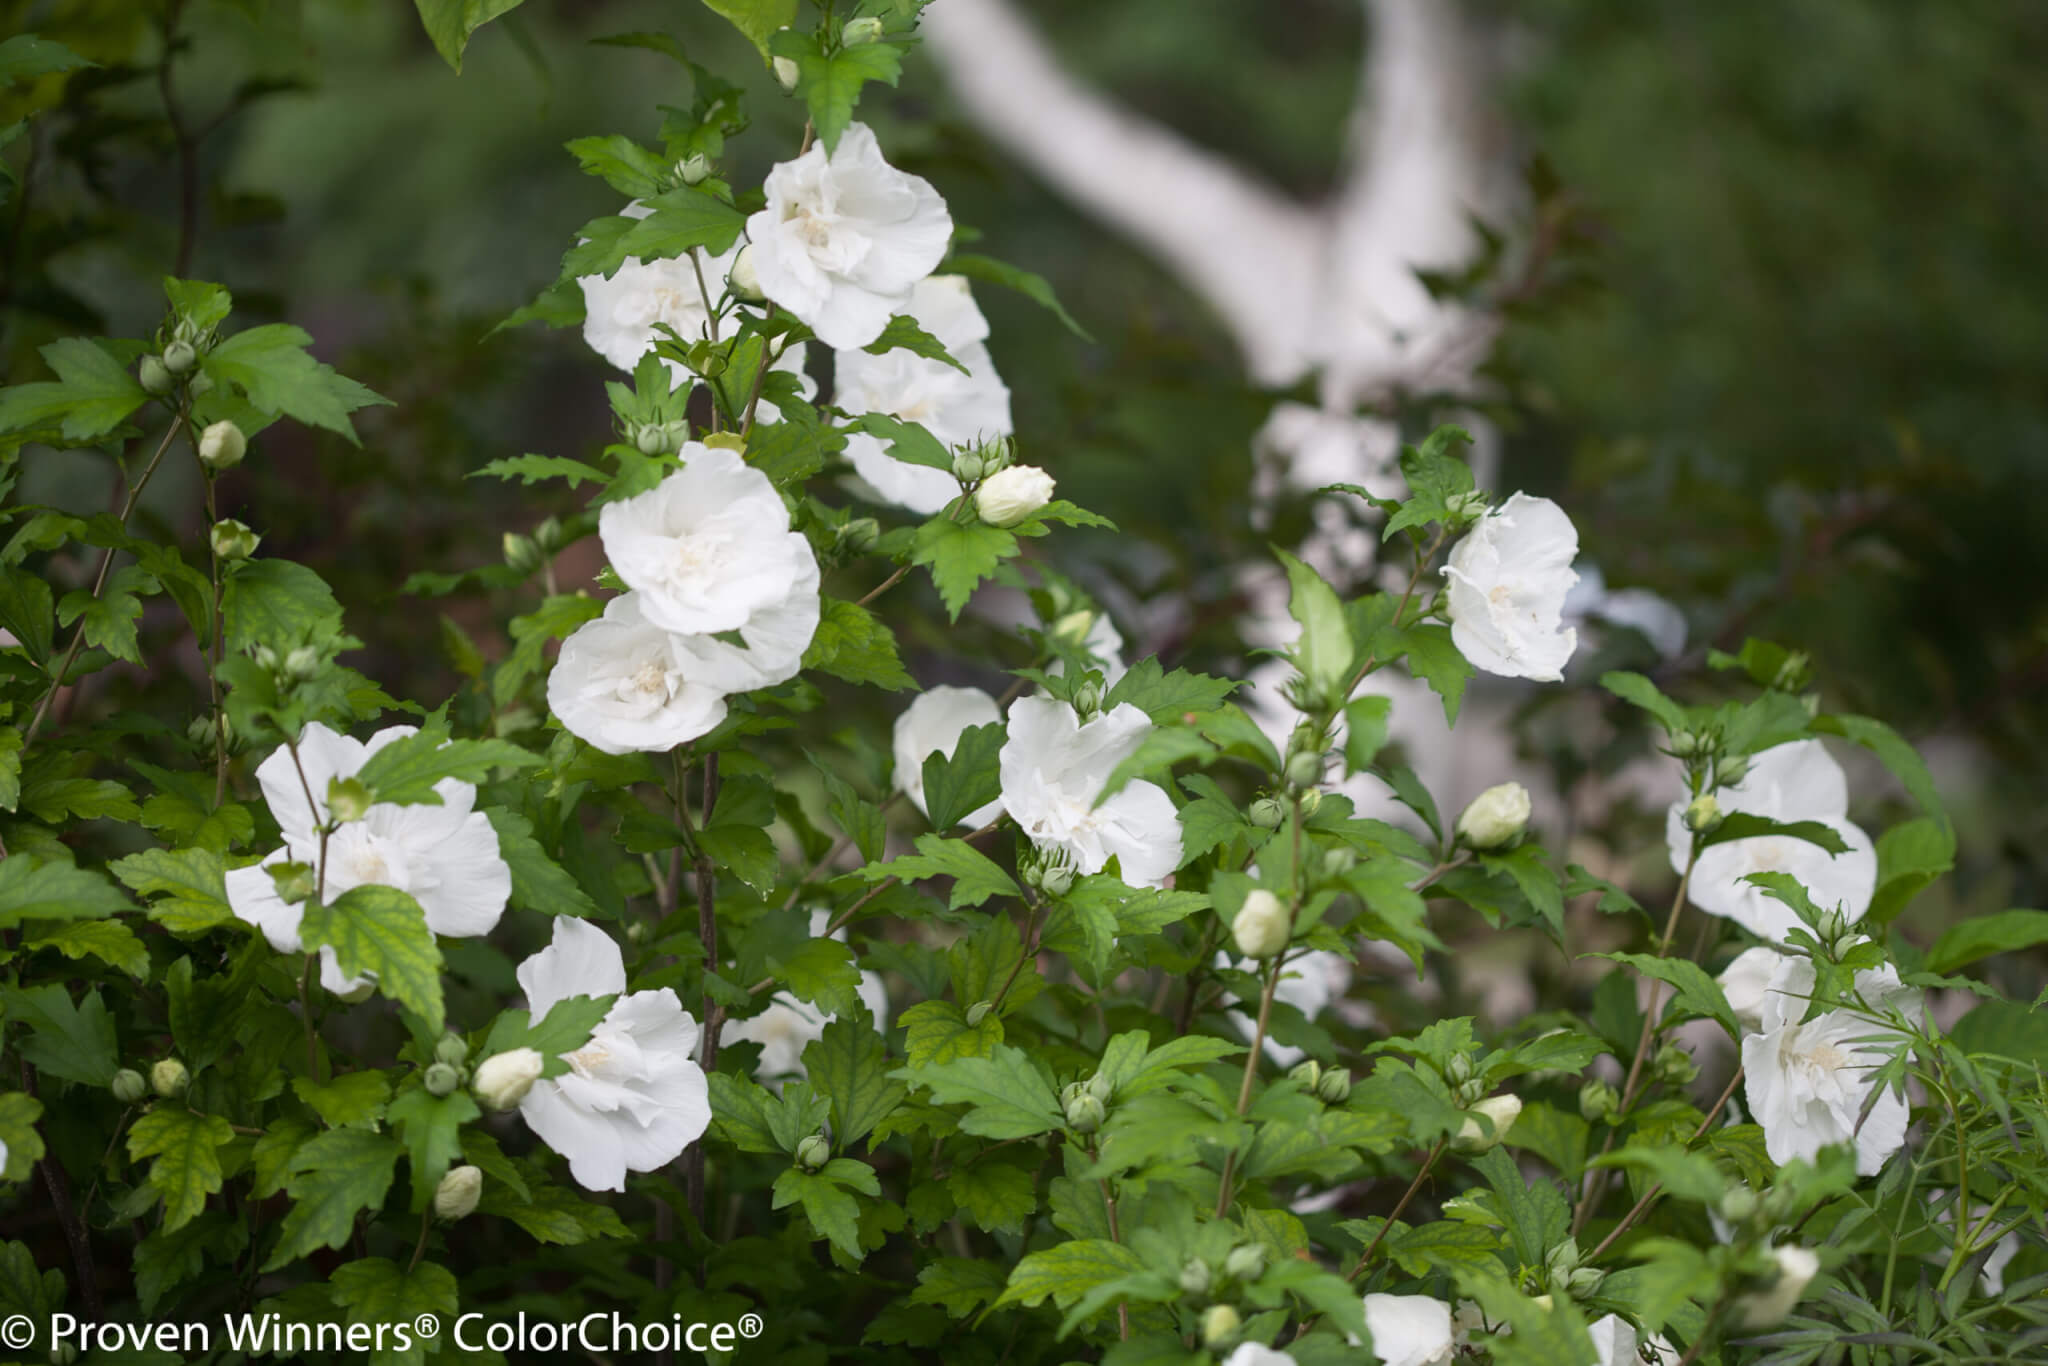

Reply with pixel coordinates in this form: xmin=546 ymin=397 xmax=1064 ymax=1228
xmin=187 ymin=371 xmax=214 ymax=397
xmin=1072 ymin=679 xmax=1103 ymax=719
xmin=1179 ymin=1258 xmax=1212 ymax=1295
xmin=1285 ymin=750 xmax=1324 ymax=790
xmin=1249 ymin=796 xmax=1285 ymax=829
xmin=773 ymin=55 xmax=800 ymax=91
xmin=676 ymin=152 xmax=712 ymax=185
xmin=434 ymin=1034 xmax=469 ymax=1067
xmin=1039 ymin=863 xmax=1075 ymax=897
xmin=140 ymin=355 xmax=174 ymax=395
xmin=433 ymin=1164 xmax=482 ymax=1220
xmin=975 ymin=464 xmax=1055 ymax=527
xmin=268 ymin=860 xmax=316 ymax=905
xmin=1578 ymin=1079 xmax=1620 ymax=1124
xmin=1060 ymin=1081 xmax=1083 ymax=1108
xmin=186 ymin=714 xmax=218 ymax=749
xmin=283 ymin=645 xmax=319 ymax=681
xmin=162 ymin=339 xmax=198 ymax=374
xmin=253 ymin=644 xmax=280 ymax=672
xmin=1445 ymin=1053 xmax=1474 ymax=1085
xmin=1719 ymin=1186 xmax=1758 ymax=1225
xmin=1231 ymin=890 xmax=1290 ymax=959
xmin=198 ymin=420 xmax=246 ymax=471
xmin=1546 ymin=1240 xmax=1581 ymax=1280
xmin=1049 ymin=608 xmax=1096 ymax=646
xmin=1200 ymin=1304 xmax=1241 ymax=1348
xmin=837 ymin=517 xmax=879 ymax=554
xmin=1683 ymin=793 xmax=1722 ymax=834
xmin=1653 ymin=1041 xmax=1698 ymax=1085
xmin=1288 ymin=1060 xmax=1322 ymax=1091
xmin=1815 ymin=906 xmax=1850 ymax=949
xmin=1567 ymin=1266 xmax=1606 ymax=1299
xmin=625 ymin=919 xmax=650 ymax=944
xmin=1668 ymin=729 xmax=1700 ymax=759
xmin=964 ymin=1000 xmax=994 ymax=1027
xmin=795 ymin=1133 xmax=831 ymax=1171
xmin=1445 ymin=488 xmax=1490 ymax=524
xmin=151 ymin=1058 xmax=190 ymax=1099
xmin=473 ymin=1048 xmax=543 ymax=1111
xmin=111 ymin=1068 xmax=148 ymax=1104
xmin=727 ymin=244 xmax=764 ymax=302
xmin=503 ymin=531 xmax=542 ymax=573
xmin=975 ymin=435 xmax=1015 ymax=473
xmin=1717 ymin=755 xmax=1750 ymax=786
xmin=1736 ymin=1246 xmax=1819 ymax=1328
xmin=1773 ymin=651 xmax=1811 ymax=693
xmin=1064 ymin=1091 xmax=1105 ymax=1134
xmin=424 ymin=1062 xmax=461 ymax=1097
xmin=1454 ymin=1094 xmax=1521 ymax=1153
xmin=841 ymin=15 xmax=885 ymax=46
xmin=1456 ymin=782 xmax=1531 ymax=850
xmin=327 ymin=776 xmax=373 ymax=824
xmin=1317 ymin=1068 xmax=1352 ymax=1105
xmin=1212 ymin=1246 xmax=1261 ymax=1287
xmin=1320 ymin=846 xmax=1356 ymax=877
xmin=1084 ymin=1071 xmax=1115 ymax=1103
xmin=952 ymin=447 xmax=986 ymax=482
xmin=209 ymin=518 xmax=259 ymax=562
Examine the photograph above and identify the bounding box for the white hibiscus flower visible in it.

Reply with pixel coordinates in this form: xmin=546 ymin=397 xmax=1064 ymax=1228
xmin=1358 ymin=1293 xmax=1456 ymax=1366
xmin=892 ymin=685 xmax=1004 ymax=828
xmin=1442 ymin=492 xmax=1580 ymax=682
xmin=547 ymin=593 xmax=729 ymax=755
xmin=998 ymin=696 xmax=1183 ymax=888
xmin=225 ymin=723 xmax=511 ymax=996
xmin=720 ymin=911 xmax=890 ymax=1082
xmin=1216 ymin=948 xmax=1354 ymax=1067
xmin=744 ymin=122 xmax=954 ymax=349
xmin=1741 ymin=953 xmax=1918 ymax=1176
xmin=1719 ymin=944 xmax=1787 ymax=1032
xmin=579 ymin=204 xmax=811 ymax=390
xmin=838 ymin=274 xmax=1011 ymax=514
xmin=515 ymin=917 xmax=712 ymax=1193
xmin=1666 ymin=740 xmax=1877 ymax=944
xmin=1222 ymin=1346 xmax=1297 ymax=1366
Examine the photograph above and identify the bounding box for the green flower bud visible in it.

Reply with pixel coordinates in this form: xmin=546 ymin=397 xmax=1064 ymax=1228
xmin=1249 ymin=796 xmax=1285 ymax=829
xmin=1178 ymin=1258 xmax=1212 ymax=1295
xmin=964 ymin=1000 xmax=994 ymax=1027
xmin=837 ymin=517 xmax=880 ymax=554
xmin=424 ymin=1062 xmax=462 ymax=1097
xmin=1287 ymin=1059 xmax=1323 ymax=1092
xmin=1445 ymin=1052 xmax=1475 ymax=1085
xmin=1064 ymin=1091 xmax=1106 ymax=1134
xmin=111 ymin=1068 xmax=148 ymax=1104
xmin=1445 ymin=488 xmax=1490 ymax=524
xmin=1683 ymin=792 xmax=1722 ymax=834
xmin=1050 ymin=608 xmax=1096 ymax=647
xmin=327 ymin=776 xmax=373 ymax=824
xmin=1320 ymin=846 xmax=1357 ymax=877
xmin=151 ymin=1058 xmax=190 ymax=1099
xmin=268 ymin=860 xmax=317 ymax=905
xmin=1060 ymin=1080 xmax=1084 ymax=1108
xmin=773 ymin=55 xmax=800 ymax=92
xmin=186 ymin=714 xmax=219 ymax=749
xmin=1654 ymin=1041 xmax=1698 ymax=1085
xmin=1545 ymin=1239 xmax=1581 ymax=1280
xmin=1316 ymin=1068 xmax=1352 ymax=1105
xmin=1815 ymin=905 xmax=1851 ymax=950
xmin=139 ymin=354 xmax=174 ymax=395
xmin=1719 ymin=1186 xmax=1758 ymax=1225
xmin=1668 ymin=729 xmax=1700 ymax=758
xmin=198 ymin=420 xmax=247 ymax=471
xmin=253 ymin=644 xmax=280 ymax=672
xmin=841 ymin=15 xmax=885 ymax=45
xmin=1231 ymin=889 xmax=1290 ymax=959
xmin=1285 ymin=750 xmax=1324 ymax=790
xmin=433 ymin=1164 xmax=482 ymax=1220
xmin=209 ymin=517 xmax=259 ymax=562
xmin=1040 ymin=862 xmax=1076 ymax=898
xmin=434 ymin=1034 xmax=469 ymax=1068
xmin=1223 ymin=1244 xmax=1266 ymax=1282
xmin=1084 ymin=1071 xmax=1115 ymax=1103
xmin=532 ymin=515 xmax=564 ymax=552
xmin=676 ymin=152 xmax=712 ymax=185
xmin=1773 ymin=651 xmax=1812 ymax=694
xmin=1297 ymin=789 xmax=1322 ymax=818
xmin=795 ymin=1133 xmax=831 ymax=1171
xmin=626 ymin=919 xmax=650 ymax=944
xmin=1072 ymin=679 xmax=1103 ymax=719
xmin=283 ymin=645 xmax=320 ymax=681
xmin=1717 ymin=755 xmax=1750 ymax=786
xmin=1567 ymin=1266 xmax=1606 ymax=1299
xmin=162 ymin=339 xmax=198 ymax=374
xmin=974 ymin=434 xmax=1016 ymax=473
xmin=503 ymin=530 xmax=542 ymax=574
xmin=1199 ymin=1304 xmax=1241 ymax=1348
xmin=727 ymin=244 xmax=764 ymax=302
xmin=1578 ymin=1079 xmax=1620 ymax=1125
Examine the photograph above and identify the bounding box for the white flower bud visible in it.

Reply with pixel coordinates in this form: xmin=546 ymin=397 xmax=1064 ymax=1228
xmin=433 ymin=1164 xmax=482 ymax=1220
xmin=795 ymin=1133 xmax=831 ymax=1171
xmin=1231 ymin=890 xmax=1290 ymax=960
xmin=198 ymin=420 xmax=246 ymax=471
xmin=951 ymin=450 xmax=985 ymax=483
xmin=1064 ymin=1091 xmax=1105 ymax=1134
xmin=209 ymin=518 xmax=259 ymax=562
xmin=162 ymin=339 xmax=198 ymax=374
xmin=974 ymin=464 xmax=1055 ymax=527
xmin=139 ymin=355 xmax=174 ymax=395
xmin=773 ymin=55 xmax=800 ymax=91
xmin=1223 ymin=1244 xmax=1265 ymax=1282
xmin=473 ymin=1048 xmax=544 ymax=1111
xmin=1200 ymin=1304 xmax=1241 ymax=1348
xmin=841 ymin=15 xmax=885 ymax=46
xmin=1456 ymin=782 xmax=1531 ymax=850
xmin=1684 ymin=792 xmax=1722 ymax=833
xmin=727 ymin=243 xmax=764 ymax=302
xmin=1453 ymin=1094 xmax=1521 ymax=1153
xmin=676 ymin=152 xmax=712 ymax=185
xmin=1737 ymin=1246 xmax=1820 ymax=1328
xmin=151 ymin=1058 xmax=190 ymax=1098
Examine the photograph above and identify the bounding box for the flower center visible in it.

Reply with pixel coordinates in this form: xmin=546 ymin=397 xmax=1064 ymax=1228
xmin=630 ymin=659 xmax=669 ymax=698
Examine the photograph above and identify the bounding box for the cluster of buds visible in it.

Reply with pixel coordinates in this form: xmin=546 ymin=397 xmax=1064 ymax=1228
xmin=138 ymin=313 xmax=219 ymax=398
xmin=628 ymin=418 xmax=693 ymax=456
xmin=1444 ymin=488 xmax=1492 ymax=528
xmin=1542 ymin=1238 xmax=1606 ymax=1302
xmin=1059 ymin=1071 xmax=1114 ymax=1135
xmin=1286 ymin=1059 xmax=1352 ymax=1105
xmin=1578 ymin=1078 xmax=1621 ymax=1125
xmin=185 ymin=712 xmax=234 ymax=752
xmin=1652 ymin=1041 xmax=1699 ymax=1086
xmin=423 ymin=1032 xmax=473 ymax=1099
xmin=251 ymin=641 xmax=323 ymax=686
xmin=1019 ymin=848 xmax=1078 ymax=899
xmin=951 ymin=434 xmax=1014 ymax=486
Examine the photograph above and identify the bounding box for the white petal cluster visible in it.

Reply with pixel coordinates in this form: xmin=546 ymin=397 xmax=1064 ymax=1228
xmin=1358 ymin=1293 xmax=1456 ymax=1366
xmin=225 ymin=723 xmax=511 ymax=995
xmin=998 ymin=695 xmax=1183 ymax=888
xmin=549 ymin=443 xmax=820 ymax=754
xmin=1442 ymin=493 xmax=1581 ymax=682
xmin=745 ymin=123 xmax=953 ymax=349
xmin=1740 ymin=952 xmax=1918 ymax=1175
xmin=839 ymin=274 xmax=1011 ymax=514
xmin=1666 ymin=740 xmax=1877 ymax=943
xmin=720 ymin=911 xmax=890 ymax=1082
xmin=1588 ymin=1313 xmax=1678 ymax=1366
xmin=892 ymin=685 xmax=1004 ymax=828
xmin=514 ymin=918 xmax=712 ymax=1192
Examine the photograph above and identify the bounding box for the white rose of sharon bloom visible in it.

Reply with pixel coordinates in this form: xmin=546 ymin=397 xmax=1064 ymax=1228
xmin=721 ymin=912 xmax=890 ymax=1082
xmin=1221 ymin=1345 xmax=1297 ymax=1366
xmin=745 ymin=121 xmax=953 ymax=349
xmin=547 ymin=592 xmax=729 ymax=755
xmin=839 ymin=274 xmax=1013 ymax=515
xmin=1742 ymin=953 xmax=1918 ymax=1176
xmin=892 ymin=685 xmax=1004 ymax=828
xmin=998 ymin=695 xmax=1183 ymax=888
xmin=1442 ymin=492 xmax=1581 ymax=682
xmin=1665 ymin=739 xmax=1878 ymax=943
xmin=578 ymin=203 xmax=810 ymax=389
xmin=1736 ymin=1245 xmax=1821 ymax=1328
xmin=224 ymin=722 xmax=511 ymax=996
xmin=515 ymin=918 xmax=712 ymax=1193
xmin=1358 ymin=1293 xmax=1456 ymax=1366
xmin=975 ymin=464 xmax=1056 ymax=528
xmin=1719 ymin=944 xmax=1787 ymax=1031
